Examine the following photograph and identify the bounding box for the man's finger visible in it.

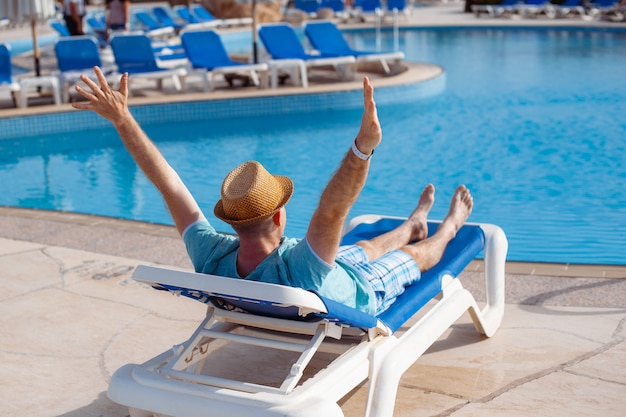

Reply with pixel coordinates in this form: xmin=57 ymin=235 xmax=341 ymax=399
xmin=71 ymin=101 xmax=93 ymax=111
xmin=74 ymin=84 xmax=97 ymax=102
xmin=118 ymin=72 xmax=129 ymax=98
xmin=79 ymin=73 xmax=101 ymax=94
xmin=94 ymin=66 xmax=108 ymax=89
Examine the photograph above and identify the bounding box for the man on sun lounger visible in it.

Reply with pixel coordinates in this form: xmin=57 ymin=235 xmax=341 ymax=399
xmin=72 ymin=67 xmax=473 ymax=315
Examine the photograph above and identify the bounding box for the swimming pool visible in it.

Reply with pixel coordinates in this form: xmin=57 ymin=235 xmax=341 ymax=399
xmin=1 ymin=27 xmax=624 ymax=265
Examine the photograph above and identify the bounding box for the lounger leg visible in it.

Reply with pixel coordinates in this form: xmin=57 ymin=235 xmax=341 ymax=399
xmin=62 ymin=82 xmax=70 ymax=104
xmin=249 ymin=71 xmax=260 ymax=87
xmin=380 ymin=60 xmax=391 ymax=74
xmin=391 ymin=59 xmax=402 ymax=75
xmin=171 ymin=74 xmax=182 ymax=92
xmin=200 ymin=69 xmax=210 ymax=92
xmin=299 ymin=63 xmax=308 ymax=88
xmin=208 ymin=72 xmax=215 ymax=92
xmin=11 ymin=90 xmax=19 ymax=108
xmin=258 ymin=70 xmax=269 ymax=89
xmin=270 ymin=66 xmax=279 ymax=89
xmin=365 ymin=286 xmax=481 ymax=417
xmin=474 ymin=223 xmax=507 ymax=337
xmin=18 ymin=87 xmax=27 ymax=109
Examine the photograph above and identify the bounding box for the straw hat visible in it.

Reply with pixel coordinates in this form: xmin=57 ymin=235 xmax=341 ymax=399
xmin=214 ymin=161 xmax=294 ymax=226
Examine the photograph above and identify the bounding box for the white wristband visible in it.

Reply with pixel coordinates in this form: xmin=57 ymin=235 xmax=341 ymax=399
xmin=351 ymin=140 xmax=373 ymax=161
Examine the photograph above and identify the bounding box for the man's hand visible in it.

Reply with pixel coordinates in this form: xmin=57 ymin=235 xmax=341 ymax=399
xmin=354 ymin=77 xmax=382 ymax=156
xmin=72 ymin=67 xmax=131 ymax=125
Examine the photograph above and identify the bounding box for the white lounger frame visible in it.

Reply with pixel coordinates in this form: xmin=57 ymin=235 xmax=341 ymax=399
xmin=108 ymin=217 xmax=507 ymax=417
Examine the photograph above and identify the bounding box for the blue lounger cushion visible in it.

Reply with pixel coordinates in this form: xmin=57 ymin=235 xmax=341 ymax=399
xmin=343 ymin=219 xmax=485 ymax=332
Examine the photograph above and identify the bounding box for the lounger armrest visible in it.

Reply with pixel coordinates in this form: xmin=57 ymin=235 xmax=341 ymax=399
xmin=132 ymin=265 xmax=329 ymax=318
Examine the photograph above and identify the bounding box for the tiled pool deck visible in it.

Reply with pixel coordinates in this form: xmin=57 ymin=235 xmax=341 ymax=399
xmin=1 ymin=4 xmax=625 ymax=417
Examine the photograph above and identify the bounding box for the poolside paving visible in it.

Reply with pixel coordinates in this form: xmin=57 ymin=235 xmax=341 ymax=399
xmin=0 ymin=3 xmax=625 ymax=417
xmin=0 ymin=208 xmax=624 ymax=417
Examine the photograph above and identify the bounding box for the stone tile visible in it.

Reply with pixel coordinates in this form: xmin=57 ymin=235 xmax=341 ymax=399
xmin=340 ymin=382 xmax=466 ymax=417
xmin=0 ymin=248 xmax=61 ymax=301
xmin=68 ymin=269 xmax=207 ymax=321
xmin=0 ymin=352 xmax=127 ymax=417
xmin=567 ymin=341 xmax=626 ymax=385
xmin=0 ymin=237 xmax=43 ymax=255
xmin=399 ymin=304 xmax=624 ymax=400
xmin=449 ymin=371 xmax=626 ymax=417
xmin=0 ymin=287 xmax=146 ymax=357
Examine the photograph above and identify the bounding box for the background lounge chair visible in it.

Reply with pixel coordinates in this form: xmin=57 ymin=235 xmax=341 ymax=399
xmin=54 ymin=35 xmax=117 ymax=102
xmin=304 ymin=20 xmax=404 ymax=74
xmin=180 ymin=29 xmax=267 ymax=91
xmin=351 ymin=0 xmax=384 ymax=21
xmin=516 ymin=0 xmax=557 ymax=18
xmin=190 ymin=4 xmax=251 ymax=26
xmin=553 ymin=0 xmax=587 ymax=18
xmin=472 ymin=0 xmax=522 ymax=17
xmin=174 ymin=4 xmax=220 ymax=28
xmin=85 ymin=15 xmax=109 ymax=47
xmin=320 ymin=0 xmax=348 ymax=19
xmin=588 ymin=0 xmax=623 ymax=20
xmin=133 ymin=11 xmax=176 ymax=39
xmin=49 ymin=19 xmax=71 ymax=37
xmin=173 ymin=5 xmax=199 ymax=24
xmin=110 ymin=33 xmax=187 ymax=95
xmin=0 ymin=43 xmax=21 ymax=107
xmin=294 ymin=0 xmax=321 ymax=15
xmin=259 ymin=23 xmax=356 ymax=86
xmin=191 ymin=4 xmax=220 ymax=22
xmin=152 ymin=6 xmax=186 ymax=32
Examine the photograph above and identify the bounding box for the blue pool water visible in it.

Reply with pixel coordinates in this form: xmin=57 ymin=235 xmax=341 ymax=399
xmin=1 ymin=27 xmax=625 ymax=265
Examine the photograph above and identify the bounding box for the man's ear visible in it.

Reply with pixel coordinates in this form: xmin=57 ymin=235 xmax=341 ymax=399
xmin=272 ymin=210 xmax=282 ymax=226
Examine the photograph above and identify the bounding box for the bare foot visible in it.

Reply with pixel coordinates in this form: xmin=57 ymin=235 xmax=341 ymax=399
xmin=438 ymin=185 xmax=473 ymax=238
xmin=408 ymin=184 xmax=435 ymax=241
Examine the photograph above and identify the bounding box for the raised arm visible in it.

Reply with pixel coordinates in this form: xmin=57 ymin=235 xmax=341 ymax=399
xmin=72 ymin=67 xmax=204 ymax=235
xmin=306 ymin=77 xmax=382 ymax=264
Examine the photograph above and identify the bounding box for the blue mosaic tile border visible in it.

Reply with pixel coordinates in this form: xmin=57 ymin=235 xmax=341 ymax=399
xmin=0 ymin=74 xmax=444 ymax=139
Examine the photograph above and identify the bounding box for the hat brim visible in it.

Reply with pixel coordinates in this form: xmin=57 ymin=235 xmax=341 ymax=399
xmin=213 ymin=175 xmax=294 ymax=226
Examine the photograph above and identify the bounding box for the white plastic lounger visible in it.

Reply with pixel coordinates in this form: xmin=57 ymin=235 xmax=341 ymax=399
xmin=107 ymin=215 xmax=507 ymax=417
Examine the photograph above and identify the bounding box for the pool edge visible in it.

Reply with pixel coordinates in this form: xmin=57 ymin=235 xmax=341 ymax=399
xmin=1 ymin=206 xmax=623 ymax=278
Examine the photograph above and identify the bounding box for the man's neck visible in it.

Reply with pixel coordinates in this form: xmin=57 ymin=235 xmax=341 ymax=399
xmin=236 ymin=234 xmax=282 ymax=277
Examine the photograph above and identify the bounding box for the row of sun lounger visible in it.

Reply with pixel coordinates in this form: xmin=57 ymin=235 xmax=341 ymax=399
xmin=1 ymin=21 xmax=405 ymax=108
xmin=293 ymin=0 xmax=410 ymax=19
xmin=472 ymin=0 xmax=625 ymax=20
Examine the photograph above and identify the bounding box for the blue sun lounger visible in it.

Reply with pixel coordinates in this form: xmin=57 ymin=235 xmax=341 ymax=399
xmin=472 ymin=0 xmax=522 ymax=17
xmin=304 ymin=21 xmax=405 ymax=75
xmin=180 ymin=29 xmax=268 ymax=91
xmin=107 ymin=215 xmax=507 ymax=417
xmin=0 ymin=43 xmax=21 ymax=108
xmin=259 ymin=23 xmax=357 ymax=88
xmin=110 ymin=33 xmax=187 ymax=94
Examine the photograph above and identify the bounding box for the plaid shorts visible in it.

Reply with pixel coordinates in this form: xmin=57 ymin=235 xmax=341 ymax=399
xmin=336 ymin=245 xmax=421 ymax=314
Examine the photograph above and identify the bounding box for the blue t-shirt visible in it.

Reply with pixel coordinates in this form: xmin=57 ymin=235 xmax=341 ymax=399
xmin=182 ymin=220 xmax=376 ymax=314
